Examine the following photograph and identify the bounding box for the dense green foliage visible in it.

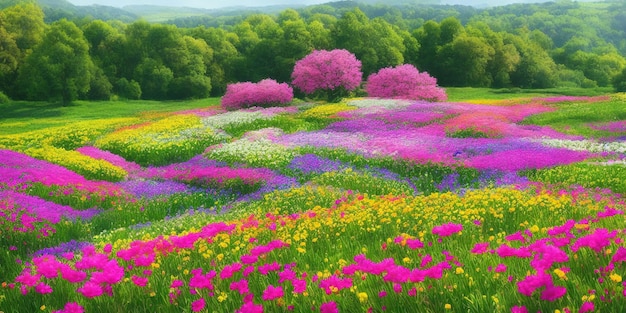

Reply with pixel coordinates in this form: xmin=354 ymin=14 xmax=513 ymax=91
xmin=0 ymin=0 xmax=625 ymax=103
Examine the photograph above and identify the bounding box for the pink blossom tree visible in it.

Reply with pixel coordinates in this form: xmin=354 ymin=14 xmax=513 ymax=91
xmin=291 ymin=49 xmax=362 ymax=102
xmin=366 ymin=64 xmax=447 ymax=102
xmin=221 ymin=79 xmax=293 ymax=111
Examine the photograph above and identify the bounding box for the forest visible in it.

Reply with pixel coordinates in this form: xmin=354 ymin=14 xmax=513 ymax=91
xmin=1 ymin=0 xmax=626 ymax=104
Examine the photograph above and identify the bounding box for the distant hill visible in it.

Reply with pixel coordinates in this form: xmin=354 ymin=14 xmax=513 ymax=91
xmin=0 ymin=0 xmax=137 ymax=22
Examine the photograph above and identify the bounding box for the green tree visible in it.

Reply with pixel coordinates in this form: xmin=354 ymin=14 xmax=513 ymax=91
xmin=17 ymin=19 xmax=94 ymax=104
xmin=0 ymin=3 xmax=45 ymax=95
xmin=438 ymin=34 xmax=494 ymax=87
xmin=332 ymin=9 xmax=405 ymax=75
xmin=133 ymin=58 xmax=173 ymax=100
xmin=188 ymin=26 xmax=239 ymax=95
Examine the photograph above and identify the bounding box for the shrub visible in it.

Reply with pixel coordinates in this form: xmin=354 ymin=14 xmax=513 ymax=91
xmin=613 ymin=67 xmax=626 ymax=92
xmin=291 ymin=49 xmax=362 ymax=102
xmin=221 ymin=79 xmax=293 ymax=111
xmin=0 ymin=91 xmax=9 ymax=104
xmin=366 ymin=64 xmax=447 ymax=101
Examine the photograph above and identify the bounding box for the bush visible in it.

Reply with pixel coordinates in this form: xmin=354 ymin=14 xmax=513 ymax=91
xmin=221 ymin=79 xmax=293 ymax=111
xmin=291 ymin=49 xmax=362 ymax=102
xmin=613 ymin=67 xmax=626 ymax=92
xmin=366 ymin=64 xmax=447 ymax=101
xmin=0 ymin=91 xmax=10 ymax=104
xmin=115 ymin=78 xmax=142 ymax=100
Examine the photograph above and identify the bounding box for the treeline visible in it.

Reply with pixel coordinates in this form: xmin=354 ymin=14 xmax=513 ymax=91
xmin=1 ymin=0 xmax=626 ymax=104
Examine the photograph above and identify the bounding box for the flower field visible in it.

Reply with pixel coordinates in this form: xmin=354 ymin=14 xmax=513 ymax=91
xmin=1 ymin=94 xmax=625 ymax=313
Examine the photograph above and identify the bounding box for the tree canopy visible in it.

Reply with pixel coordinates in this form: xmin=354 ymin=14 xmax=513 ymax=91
xmin=0 ymin=0 xmax=624 ymax=103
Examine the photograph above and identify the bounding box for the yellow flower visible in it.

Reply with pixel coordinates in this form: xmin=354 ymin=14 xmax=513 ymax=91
xmin=40 ymin=305 xmax=46 ymax=311
xmin=445 ymin=304 xmax=452 ymax=310
xmin=554 ymin=268 xmax=567 ymax=280
xmin=610 ymin=273 xmax=622 ymax=283
xmin=455 ymin=267 xmax=464 ymax=274
xmin=357 ymin=292 xmax=368 ymax=303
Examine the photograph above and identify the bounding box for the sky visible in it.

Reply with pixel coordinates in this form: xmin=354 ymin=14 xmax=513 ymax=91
xmin=66 ymin=0 xmax=327 ymax=9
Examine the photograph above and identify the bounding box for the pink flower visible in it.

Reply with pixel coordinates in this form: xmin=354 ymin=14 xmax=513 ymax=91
xmin=470 ymin=242 xmax=490 ymax=254
xmin=319 ymin=301 xmax=338 ymax=313
xmin=230 ymin=279 xmax=250 ymax=295
xmin=60 ymin=265 xmax=87 ymax=283
xmin=547 ymin=220 xmax=575 ymax=237
xmin=611 ymin=246 xmax=626 ymax=264
xmin=220 ymin=263 xmax=243 ymax=280
xmin=131 ymin=275 xmax=148 ymax=287
xmin=540 ymin=285 xmax=567 ymax=301
xmin=432 ymin=223 xmax=463 ymax=237
xmin=505 ymin=231 xmax=526 ymax=243
xmin=258 ymin=262 xmax=281 ymax=275
xmin=57 ymin=302 xmax=84 ymax=313
xmin=378 ymin=290 xmax=387 ymax=298
xmin=511 ymin=306 xmax=528 ymax=313
xmin=278 ymin=268 xmax=296 ymax=283
xmin=516 ymin=272 xmax=552 ymax=297
xmin=170 ymin=279 xmax=184 ymax=289
xmin=237 ymin=302 xmax=263 ymax=313
xmin=579 ymin=301 xmax=594 ymax=313
xmin=494 ymin=264 xmax=507 ymax=273
xmin=571 ymin=228 xmax=617 ymax=253
xmin=292 ymin=279 xmax=307 ymax=293
xmin=262 ymin=285 xmax=284 ymax=301
xmin=406 ymin=238 xmax=424 ymax=249
xmin=408 ymin=287 xmax=417 ymax=296
xmin=77 ymin=281 xmax=104 ymax=298
xmin=191 ymin=298 xmax=206 ymax=312
xmin=35 ymin=282 xmax=53 ymax=294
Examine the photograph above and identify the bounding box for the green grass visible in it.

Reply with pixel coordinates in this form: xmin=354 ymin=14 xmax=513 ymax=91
xmin=445 ymin=87 xmax=613 ymax=101
xmin=0 ymin=98 xmax=221 ymax=134
xmin=522 ymin=98 xmax=626 ymax=138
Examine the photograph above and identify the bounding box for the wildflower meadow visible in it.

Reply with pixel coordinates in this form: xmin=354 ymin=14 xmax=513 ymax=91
xmin=1 ymin=92 xmax=625 ymax=313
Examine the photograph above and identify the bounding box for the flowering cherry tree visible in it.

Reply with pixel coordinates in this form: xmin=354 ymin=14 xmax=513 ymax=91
xmin=221 ymin=79 xmax=293 ymax=111
xmin=366 ymin=64 xmax=447 ymax=102
xmin=291 ymin=49 xmax=362 ymax=102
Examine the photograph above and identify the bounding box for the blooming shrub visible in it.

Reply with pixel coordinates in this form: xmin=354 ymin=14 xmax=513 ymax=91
xmin=221 ymin=79 xmax=293 ymax=111
xmin=291 ymin=49 xmax=362 ymax=102
xmin=366 ymin=64 xmax=447 ymax=102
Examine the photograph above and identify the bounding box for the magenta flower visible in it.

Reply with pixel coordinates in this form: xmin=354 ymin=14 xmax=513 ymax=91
xmin=35 ymin=282 xmax=53 ymax=294
xmin=505 ymin=231 xmax=526 ymax=243
xmin=378 ymin=290 xmax=388 ymax=298
xmin=540 ymin=285 xmax=567 ymax=301
xmin=170 ymin=279 xmax=184 ymax=289
xmin=571 ymin=228 xmax=617 ymax=253
xmin=220 ymin=262 xmax=243 ymax=280
xmin=580 ymin=301 xmax=594 ymax=313
xmin=131 ymin=275 xmax=148 ymax=287
xmin=278 ymin=268 xmax=297 ymax=283
xmin=611 ymin=246 xmax=626 ymax=264
xmin=191 ymin=298 xmax=206 ymax=312
xmin=511 ymin=306 xmax=528 ymax=313
xmin=516 ymin=272 xmax=552 ymax=297
xmin=494 ymin=264 xmax=507 ymax=273
xmin=547 ymin=220 xmax=576 ymax=237
xmin=55 ymin=302 xmax=84 ymax=313
xmin=320 ymin=301 xmax=339 ymax=313
xmin=319 ymin=275 xmax=353 ymax=295
xmin=470 ymin=242 xmax=490 ymax=254
xmin=59 ymin=264 xmax=87 ymax=283
xmin=262 ymin=285 xmax=284 ymax=301
xmin=77 ymin=281 xmax=104 ymax=298
xmin=406 ymin=238 xmax=424 ymax=249
xmin=292 ymin=279 xmax=307 ymax=293
xmin=432 ymin=223 xmax=463 ymax=237
xmin=237 ymin=302 xmax=263 ymax=313
xmin=258 ymin=262 xmax=281 ymax=275
xmin=229 ymin=279 xmax=250 ymax=295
